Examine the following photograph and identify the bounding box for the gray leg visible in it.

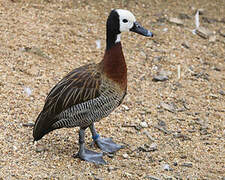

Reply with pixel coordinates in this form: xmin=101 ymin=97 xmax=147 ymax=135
xmin=89 ymin=123 xmax=124 ymax=153
xmin=73 ymin=128 xmax=106 ymax=165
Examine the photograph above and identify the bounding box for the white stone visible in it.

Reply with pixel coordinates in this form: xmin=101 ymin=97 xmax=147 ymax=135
xmin=140 ymin=121 xmax=148 ymax=128
xmin=122 ymin=105 xmax=130 ymax=111
xmin=95 ymin=40 xmax=101 ymax=49
xmin=122 ymin=153 xmax=129 ymax=159
xmin=163 ymin=164 xmax=171 ymax=171
xmin=24 ymin=87 xmax=32 ymax=96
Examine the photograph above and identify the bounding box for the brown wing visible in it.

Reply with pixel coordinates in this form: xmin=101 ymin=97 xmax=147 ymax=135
xmin=33 ymin=63 xmax=102 ymax=141
xmin=44 ymin=64 xmax=101 ymax=115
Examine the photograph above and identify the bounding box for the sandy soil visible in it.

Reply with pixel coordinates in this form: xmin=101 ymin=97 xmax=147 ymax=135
xmin=0 ymin=0 xmax=224 ymax=179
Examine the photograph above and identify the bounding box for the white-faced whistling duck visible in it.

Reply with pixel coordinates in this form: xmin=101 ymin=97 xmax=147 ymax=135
xmin=33 ymin=9 xmax=153 ymax=164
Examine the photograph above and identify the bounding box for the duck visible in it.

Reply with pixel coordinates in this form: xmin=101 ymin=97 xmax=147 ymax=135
xmin=33 ymin=9 xmax=153 ymax=165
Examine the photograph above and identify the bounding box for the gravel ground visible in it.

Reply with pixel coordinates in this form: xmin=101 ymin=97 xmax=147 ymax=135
xmin=0 ymin=0 xmax=224 ymax=179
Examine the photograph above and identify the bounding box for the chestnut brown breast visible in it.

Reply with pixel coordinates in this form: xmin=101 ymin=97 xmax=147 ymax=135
xmin=101 ymin=42 xmax=127 ymax=91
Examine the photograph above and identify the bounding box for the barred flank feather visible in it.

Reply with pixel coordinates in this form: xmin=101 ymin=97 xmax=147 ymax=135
xmin=53 ymin=87 xmax=122 ymax=128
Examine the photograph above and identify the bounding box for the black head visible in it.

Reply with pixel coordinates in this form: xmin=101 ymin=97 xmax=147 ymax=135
xmin=107 ymin=10 xmax=120 ymax=35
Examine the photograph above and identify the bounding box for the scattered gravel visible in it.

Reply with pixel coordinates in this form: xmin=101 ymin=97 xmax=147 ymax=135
xmin=0 ymin=0 xmax=224 ymax=179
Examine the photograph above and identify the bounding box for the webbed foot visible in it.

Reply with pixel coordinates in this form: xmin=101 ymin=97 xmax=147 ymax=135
xmin=95 ymin=137 xmax=124 ymax=153
xmin=73 ymin=148 xmax=106 ymax=165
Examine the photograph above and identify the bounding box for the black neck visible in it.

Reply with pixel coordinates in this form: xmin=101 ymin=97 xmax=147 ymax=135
xmin=106 ymin=30 xmax=119 ymax=50
xmin=106 ymin=9 xmax=120 ymax=51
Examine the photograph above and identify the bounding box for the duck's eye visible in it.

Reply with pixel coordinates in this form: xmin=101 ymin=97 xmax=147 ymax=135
xmin=122 ymin=19 xmax=128 ymax=23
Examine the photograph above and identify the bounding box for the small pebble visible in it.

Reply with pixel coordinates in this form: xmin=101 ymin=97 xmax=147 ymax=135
xmin=163 ymin=175 xmax=174 ymax=180
xmin=134 ymin=125 xmax=142 ymax=131
xmin=13 ymin=145 xmax=18 ymax=151
xmin=188 ymin=129 xmax=196 ymax=133
xmin=122 ymin=105 xmax=130 ymax=111
xmin=162 ymin=164 xmax=172 ymax=171
xmin=36 ymin=146 xmax=46 ymax=153
xmin=122 ymin=153 xmax=129 ymax=159
xmin=123 ymin=172 xmax=132 ymax=177
xmin=94 ymin=176 xmax=103 ymax=180
xmin=163 ymin=28 xmax=168 ymax=32
xmin=202 ymin=16 xmax=218 ymax=24
xmin=24 ymin=87 xmax=32 ymax=96
xmin=158 ymin=119 xmax=166 ymax=126
xmin=200 ymin=128 xmax=208 ymax=135
xmin=181 ymin=162 xmax=193 ymax=167
xmin=144 ymin=175 xmax=161 ymax=180
xmin=219 ymin=29 xmax=225 ymax=37
xmin=107 ymin=153 xmax=114 ymax=158
xmin=179 ymin=13 xmax=191 ymax=19
xmin=95 ymin=40 xmax=101 ymax=49
xmin=140 ymin=121 xmax=148 ymax=128
xmin=196 ymin=27 xmax=213 ymax=39
xmin=19 ymin=47 xmax=29 ymax=52
xmin=153 ymin=70 xmax=171 ymax=82
xmin=138 ymin=143 xmax=157 ymax=152
xmin=149 ymin=143 xmax=157 ymax=151
xmin=209 ymin=94 xmax=218 ymax=99
xmin=197 ymin=8 xmax=204 ymax=15
xmin=168 ymin=17 xmax=184 ymax=25
xmin=140 ymin=51 xmax=147 ymax=59
xmin=107 ymin=166 xmax=117 ymax=172
xmin=209 ymin=35 xmax=216 ymax=42
xmin=173 ymin=133 xmax=191 ymax=141
xmin=180 ymin=155 xmax=187 ymax=159
xmin=22 ymin=123 xmax=34 ymax=127
xmin=156 ymin=17 xmax=167 ymax=23
xmin=160 ymin=102 xmax=176 ymax=113
xmin=219 ymin=90 xmax=225 ymax=96
xmin=108 ymin=166 xmax=114 ymax=172
xmin=211 ymin=66 xmax=221 ymax=71
xmin=152 ymin=75 xmax=168 ymax=82
xmin=181 ymin=42 xmax=190 ymax=49
xmin=153 ymin=56 xmax=163 ymax=62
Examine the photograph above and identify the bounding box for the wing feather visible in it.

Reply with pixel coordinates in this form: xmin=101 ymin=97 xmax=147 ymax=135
xmin=46 ymin=64 xmax=101 ymax=115
xmin=33 ymin=63 xmax=102 ymax=140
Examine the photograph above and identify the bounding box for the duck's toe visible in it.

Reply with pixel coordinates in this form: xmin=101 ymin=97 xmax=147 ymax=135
xmin=73 ymin=148 xmax=106 ymax=165
xmin=95 ymin=137 xmax=124 ymax=153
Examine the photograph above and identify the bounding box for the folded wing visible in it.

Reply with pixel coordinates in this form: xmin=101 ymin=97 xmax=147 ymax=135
xmin=33 ymin=64 xmax=102 ymax=141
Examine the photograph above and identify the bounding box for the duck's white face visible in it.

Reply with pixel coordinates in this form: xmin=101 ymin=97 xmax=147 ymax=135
xmin=116 ymin=9 xmax=136 ymax=32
